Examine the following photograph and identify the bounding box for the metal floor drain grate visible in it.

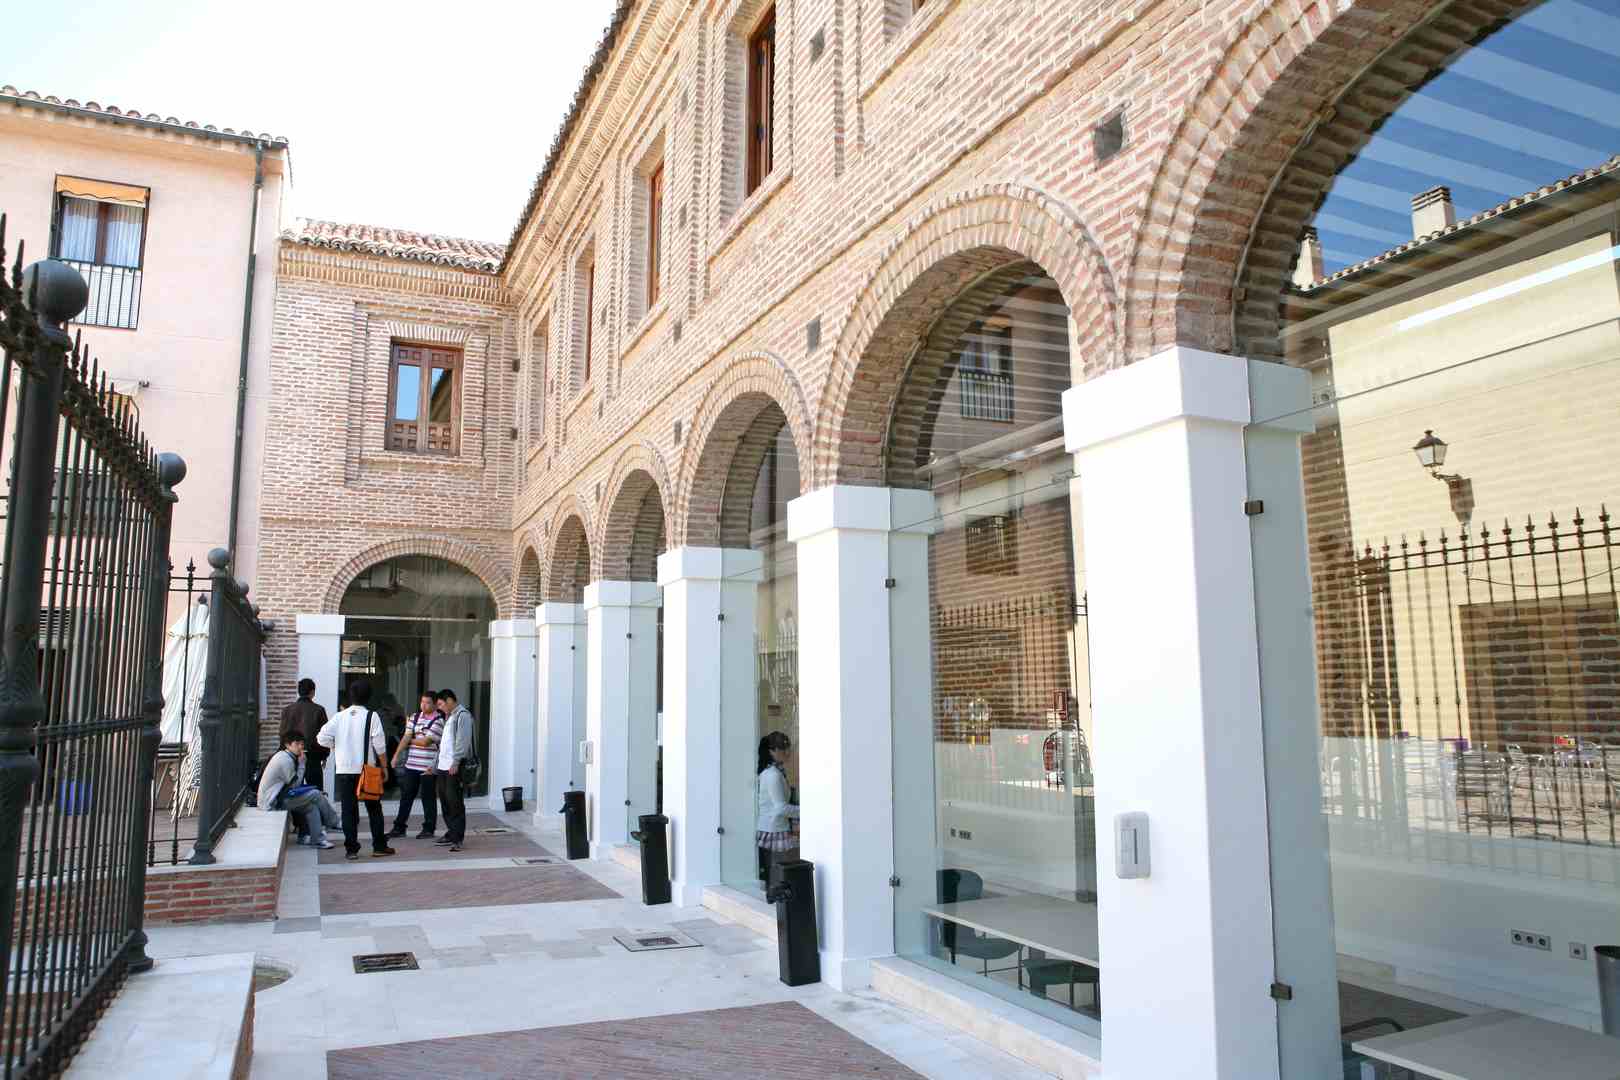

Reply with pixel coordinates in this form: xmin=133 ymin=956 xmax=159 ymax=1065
xmin=479 ymin=826 xmax=515 ymax=835
xmin=614 ymin=930 xmax=702 ymax=953
xmin=352 ymin=952 xmax=419 ymax=974
xmin=511 ymin=856 xmax=553 ymax=865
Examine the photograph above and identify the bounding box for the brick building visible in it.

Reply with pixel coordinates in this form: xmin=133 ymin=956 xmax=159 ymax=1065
xmin=255 ymin=0 xmax=1620 ymax=1076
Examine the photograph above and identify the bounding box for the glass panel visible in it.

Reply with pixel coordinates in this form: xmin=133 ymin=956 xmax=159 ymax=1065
xmin=339 ymin=555 xmax=498 ymax=796
xmin=428 ymin=366 xmax=454 ymax=423
xmin=393 ymin=364 xmax=420 ymax=421
xmin=888 ymin=263 xmax=1097 ymax=1035
xmin=102 ymin=205 xmax=143 ymax=268
xmin=1254 ymin=4 xmax=1620 ymax=1071
xmin=56 ymin=197 xmax=98 ymax=262
xmin=626 ymin=586 xmax=662 ymax=837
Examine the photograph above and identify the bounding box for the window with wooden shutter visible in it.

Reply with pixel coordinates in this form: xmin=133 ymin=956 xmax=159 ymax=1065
xmin=746 ymin=7 xmax=776 ymax=196
xmin=386 ymin=342 xmax=461 ymax=454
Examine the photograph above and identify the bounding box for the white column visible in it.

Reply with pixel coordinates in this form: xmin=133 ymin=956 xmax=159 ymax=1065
xmin=295 ymin=614 xmax=343 ymax=793
xmin=657 ymin=546 xmax=761 ymax=907
xmin=533 ymin=602 xmax=584 ymax=825
xmin=487 ymin=618 xmax=538 ymax=810
xmin=787 ymin=485 xmax=935 ymax=992
xmin=1062 ymin=346 xmax=1301 ymax=1080
xmin=584 ymin=580 xmax=660 ymax=858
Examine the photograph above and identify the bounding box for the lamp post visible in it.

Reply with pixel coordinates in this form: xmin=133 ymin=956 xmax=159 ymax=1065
xmin=1413 ymin=429 xmax=1474 ymax=527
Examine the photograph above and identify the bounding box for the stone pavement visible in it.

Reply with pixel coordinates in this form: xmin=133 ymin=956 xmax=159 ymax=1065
xmin=143 ymin=806 xmax=1053 ymax=1079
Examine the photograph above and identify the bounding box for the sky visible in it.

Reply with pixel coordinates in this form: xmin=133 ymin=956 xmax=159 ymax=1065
xmin=1 ymin=0 xmax=619 ymax=244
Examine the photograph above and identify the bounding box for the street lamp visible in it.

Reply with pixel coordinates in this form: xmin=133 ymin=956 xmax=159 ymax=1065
xmin=1412 ymin=429 xmax=1473 ymax=527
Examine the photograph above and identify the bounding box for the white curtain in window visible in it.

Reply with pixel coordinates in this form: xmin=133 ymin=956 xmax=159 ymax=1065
xmin=102 ymin=205 xmax=144 ymax=268
xmin=58 ymin=198 xmax=99 ymax=262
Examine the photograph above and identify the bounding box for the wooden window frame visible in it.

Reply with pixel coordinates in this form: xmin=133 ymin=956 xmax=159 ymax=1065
xmin=646 ymin=161 xmax=665 ymax=310
xmin=385 ymin=341 xmax=462 ymax=455
xmin=51 ymin=195 xmax=150 ymax=270
xmin=746 ymin=7 xmax=777 ymax=196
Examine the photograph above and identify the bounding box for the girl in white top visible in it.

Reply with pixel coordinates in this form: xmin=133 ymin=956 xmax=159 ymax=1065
xmin=756 ymin=731 xmax=798 ymax=880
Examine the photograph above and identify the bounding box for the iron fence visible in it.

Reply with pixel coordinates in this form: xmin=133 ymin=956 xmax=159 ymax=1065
xmin=57 ymin=262 xmax=139 ymax=331
xmin=1315 ymin=508 xmax=1620 ymax=870
xmin=0 ymin=232 xmax=183 ymax=1078
xmin=187 ymin=549 xmax=266 ymax=866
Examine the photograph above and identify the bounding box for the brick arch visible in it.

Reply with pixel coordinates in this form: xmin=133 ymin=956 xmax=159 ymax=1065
xmin=599 ymin=441 xmax=673 ymax=581
xmin=542 ymin=497 xmax=594 ymax=604
xmin=817 ymin=183 xmax=1118 ymax=488
xmin=1128 ymin=0 xmax=1518 ymax=360
xmin=514 ymin=543 xmax=543 ymax=613
xmin=321 ymin=536 xmax=510 ymax=617
xmin=675 ymin=352 xmax=812 ymax=548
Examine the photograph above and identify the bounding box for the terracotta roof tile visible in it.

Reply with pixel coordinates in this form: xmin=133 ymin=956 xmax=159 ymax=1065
xmin=1299 ymin=153 xmax=1620 ymax=291
xmin=283 ymin=219 xmax=504 ymax=272
xmin=0 ymin=84 xmax=288 ymax=146
xmin=501 ymin=1 xmax=637 ymax=272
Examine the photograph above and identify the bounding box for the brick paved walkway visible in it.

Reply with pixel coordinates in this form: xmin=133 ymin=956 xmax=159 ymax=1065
xmin=326 ymin=1001 xmax=925 ymax=1079
xmin=316 ymin=812 xmax=553 ymax=865
xmin=317 ymin=863 xmax=618 ymax=915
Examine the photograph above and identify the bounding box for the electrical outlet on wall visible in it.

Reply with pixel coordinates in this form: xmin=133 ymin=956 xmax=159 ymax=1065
xmin=1571 ymin=942 xmax=1589 ymax=961
xmin=1510 ymin=928 xmax=1552 ymax=951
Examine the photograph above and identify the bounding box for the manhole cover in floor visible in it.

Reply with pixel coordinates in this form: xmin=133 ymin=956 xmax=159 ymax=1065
xmin=479 ymin=827 xmax=515 ymax=835
xmin=352 ymin=952 xmax=419 ymax=974
xmin=614 ymin=930 xmax=702 ymax=953
xmin=511 ymin=856 xmax=553 ymax=865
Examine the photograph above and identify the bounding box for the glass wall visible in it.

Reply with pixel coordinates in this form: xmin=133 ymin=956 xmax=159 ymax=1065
xmin=339 ymin=554 xmax=497 ymax=795
xmin=719 ymin=421 xmax=801 ymax=894
xmin=1251 ymin=2 xmax=1620 ymax=1071
xmin=889 ymin=266 xmax=1099 ymax=1033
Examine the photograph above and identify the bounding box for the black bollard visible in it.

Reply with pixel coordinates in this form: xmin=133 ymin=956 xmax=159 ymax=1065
xmin=560 ymin=790 xmax=588 ymax=860
xmin=765 ymin=858 xmax=820 ymax=986
xmin=631 ymin=813 xmax=671 ymax=906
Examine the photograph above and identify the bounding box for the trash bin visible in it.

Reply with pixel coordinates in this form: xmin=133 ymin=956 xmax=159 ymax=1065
xmin=560 ymin=790 xmax=589 ymax=860
xmin=1598 ymin=945 xmax=1620 ymax=1037
xmin=765 ymin=858 xmax=819 ymax=986
xmin=502 ymin=785 xmax=524 ymax=813
xmin=630 ymin=813 xmax=671 ymax=906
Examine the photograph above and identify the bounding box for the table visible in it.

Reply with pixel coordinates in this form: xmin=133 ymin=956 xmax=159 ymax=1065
xmin=922 ymin=894 xmax=1099 ymax=966
xmin=1352 ymin=1010 xmax=1620 ymax=1080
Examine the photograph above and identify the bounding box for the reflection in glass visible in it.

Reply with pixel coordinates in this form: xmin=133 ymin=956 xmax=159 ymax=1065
xmin=889 ymin=264 xmax=1099 ymax=1033
xmin=429 ymin=366 xmax=453 ymax=422
xmin=394 ymin=364 xmax=420 ymax=420
xmin=1257 ymin=0 xmax=1620 ymax=1065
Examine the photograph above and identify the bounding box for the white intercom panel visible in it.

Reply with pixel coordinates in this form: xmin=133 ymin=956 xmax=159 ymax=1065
xmin=578 ymin=739 xmax=593 ymax=765
xmin=1115 ymin=812 xmax=1150 ymax=879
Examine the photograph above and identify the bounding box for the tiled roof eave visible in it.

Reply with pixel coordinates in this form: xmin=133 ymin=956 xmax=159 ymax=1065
xmin=0 ymin=85 xmax=288 ymax=147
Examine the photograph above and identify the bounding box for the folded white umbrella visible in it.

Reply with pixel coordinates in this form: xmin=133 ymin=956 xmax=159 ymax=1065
xmin=159 ymin=599 xmax=209 ymax=745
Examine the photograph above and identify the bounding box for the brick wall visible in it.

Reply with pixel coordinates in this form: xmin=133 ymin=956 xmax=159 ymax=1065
xmin=144 ymin=838 xmax=286 ymax=926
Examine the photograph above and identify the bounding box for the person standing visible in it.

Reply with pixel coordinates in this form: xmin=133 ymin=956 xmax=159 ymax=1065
xmin=434 ymin=688 xmax=474 ymax=852
xmin=279 ymin=678 xmax=329 ymax=793
xmin=256 ymin=732 xmax=336 ymax=849
xmin=755 ymin=731 xmax=798 ymax=882
xmin=316 ymin=678 xmax=396 ymax=862
xmin=388 ymin=692 xmax=443 ymax=839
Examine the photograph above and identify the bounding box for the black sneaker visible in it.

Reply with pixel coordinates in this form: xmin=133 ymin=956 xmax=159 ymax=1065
xmin=448 ymin=843 xmax=462 ymax=852
xmin=433 ymin=837 xmax=454 ymax=845
xmin=415 ymin=829 xmax=436 ymax=839
xmin=386 ymin=827 xmax=407 ymax=838
xmin=344 ymin=851 xmax=360 ymax=862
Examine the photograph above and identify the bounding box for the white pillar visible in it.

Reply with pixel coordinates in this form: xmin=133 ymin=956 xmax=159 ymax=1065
xmin=657 ymin=547 xmax=761 ymax=907
xmin=1062 ymin=346 xmax=1298 ymax=1080
xmin=786 ymin=485 xmax=935 ymax=992
xmin=295 ymin=614 xmax=343 ymax=793
xmin=487 ymin=618 xmax=537 ymax=810
xmin=584 ymin=580 xmax=660 ymax=858
xmin=534 ymin=602 xmax=584 ymax=825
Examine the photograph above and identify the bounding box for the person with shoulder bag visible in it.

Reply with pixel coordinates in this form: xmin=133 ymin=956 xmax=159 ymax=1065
xmin=433 ymin=688 xmax=476 ymax=852
xmin=388 ymin=691 xmax=443 ymax=839
xmin=316 ymin=678 xmax=396 ymax=862
xmin=256 ymin=732 xmax=337 ymax=849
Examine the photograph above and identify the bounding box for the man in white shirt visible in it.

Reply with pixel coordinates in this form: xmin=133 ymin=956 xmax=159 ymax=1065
xmin=315 ymin=678 xmax=396 ymax=862
xmin=433 ymin=688 xmax=474 ymax=852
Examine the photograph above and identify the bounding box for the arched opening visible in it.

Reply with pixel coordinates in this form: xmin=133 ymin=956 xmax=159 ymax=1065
xmin=545 ymin=515 xmax=592 ymax=604
xmin=1242 ymin=0 xmax=1620 ymax=1059
xmin=600 ymin=467 xmax=669 ymax=833
xmin=338 ymin=554 xmax=498 ymax=797
xmin=688 ymin=389 xmax=805 ymax=894
xmin=877 ymin=255 xmax=1097 ymax=1032
xmin=515 ymin=547 xmax=542 ymax=613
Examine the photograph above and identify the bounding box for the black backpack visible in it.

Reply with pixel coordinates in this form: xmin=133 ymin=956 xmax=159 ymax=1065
xmin=244 ymin=750 xmax=288 ymax=808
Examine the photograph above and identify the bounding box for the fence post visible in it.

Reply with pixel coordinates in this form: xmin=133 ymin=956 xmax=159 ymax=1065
xmin=0 ymin=260 xmax=87 ymax=1021
xmin=127 ymin=452 xmax=185 ymax=972
xmin=189 ymin=547 xmax=233 ymax=865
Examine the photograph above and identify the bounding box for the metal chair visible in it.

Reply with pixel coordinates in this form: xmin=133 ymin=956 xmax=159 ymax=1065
xmin=936 ymin=869 xmax=1023 ymax=982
